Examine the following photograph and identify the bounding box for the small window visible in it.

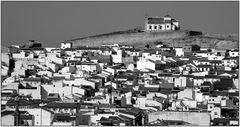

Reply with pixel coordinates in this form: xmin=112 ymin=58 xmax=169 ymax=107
xmin=149 ymin=25 xmax=152 ymax=30
xmin=154 ymin=25 xmax=157 ymax=30
xmin=167 ymin=25 xmax=169 ymax=28
xmin=214 ymin=112 xmax=218 ymax=115
xmin=159 ymin=25 xmax=162 ymax=30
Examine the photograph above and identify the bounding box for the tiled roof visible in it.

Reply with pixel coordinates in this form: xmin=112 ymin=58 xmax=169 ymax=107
xmin=20 ymin=114 xmax=34 ymax=120
xmin=22 ymin=77 xmax=41 ymax=82
xmin=210 ymin=60 xmax=222 ymax=64
xmin=32 ymin=47 xmax=44 ymax=50
xmin=229 ymin=92 xmax=239 ymax=97
xmin=194 ymin=76 xmax=205 ymax=79
xmin=118 ymin=114 xmax=134 ymax=121
xmin=231 ymin=49 xmax=238 ymax=52
xmin=165 ymin=20 xmax=172 ymax=23
xmin=164 ymin=14 xmax=171 ymax=17
xmin=6 ymin=99 xmax=41 ymax=106
xmin=52 ymin=76 xmax=65 ymax=80
xmin=76 ymin=46 xmax=103 ymax=50
xmin=143 ymin=87 xmax=159 ymax=92
xmin=159 ymin=83 xmax=174 ymax=89
xmin=1 ymin=110 xmax=15 ymax=116
xmin=64 ymin=48 xmax=76 ymax=51
xmin=98 ymin=104 xmax=116 ymax=108
xmin=115 ymin=74 xmax=129 ymax=79
xmin=110 ymin=65 xmax=123 ymax=69
xmin=158 ymin=73 xmax=173 ymax=77
xmin=43 ymin=102 xmax=80 ymax=108
xmin=53 ymin=113 xmax=75 ymax=122
xmin=1 ymin=110 xmax=28 ymax=117
xmin=197 ymin=65 xmax=212 ymax=68
xmin=201 ymin=81 xmax=212 ymax=86
xmin=89 ymin=55 xmax=112 ymax=63
xmin=147 ymin=17 xmax=164 ymax=24
xmin=1 ymin=90 xmax=18 ymax=97
xmin=109 ymin=116 xmax=124 ymax=122
xmin=171 ymin=19 xmax=177 ymax=22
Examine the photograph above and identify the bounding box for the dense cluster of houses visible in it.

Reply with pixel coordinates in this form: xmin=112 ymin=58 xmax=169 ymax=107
xmin=1 ymin=40 xmax=239 ymax=126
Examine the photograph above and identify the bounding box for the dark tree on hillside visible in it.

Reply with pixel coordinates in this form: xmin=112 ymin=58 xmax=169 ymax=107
xmin=8 ymin=58 xmax=15 ymax=76
xmin=145 ymin=44 xmax=150 ymax=49
xmin=213 ymin=79 xmax=234 ymax=91
xmin=192 ymin=44 xmax=201 ymax=52
xmin=207 ymin=49 xmax=212 ymax=52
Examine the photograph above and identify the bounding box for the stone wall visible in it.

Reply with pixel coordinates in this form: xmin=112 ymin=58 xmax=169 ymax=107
xmin=148 ymin=111 xmax=210 ymax=126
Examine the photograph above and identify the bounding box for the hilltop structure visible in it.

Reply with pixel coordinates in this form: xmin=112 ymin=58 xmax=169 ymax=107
xmin=145 ymin=14 xmax=180 ymax=31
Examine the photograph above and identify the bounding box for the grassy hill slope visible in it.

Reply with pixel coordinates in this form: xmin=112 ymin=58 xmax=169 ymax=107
xmin=69 ymin=29 xmax=238 ymax=50
xmin=70 ymin=30 xmax=191 ymax=47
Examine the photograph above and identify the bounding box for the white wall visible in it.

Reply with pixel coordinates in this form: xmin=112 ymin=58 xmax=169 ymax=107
xmin=61 ymin=42 xmax=72 ymax=49
xmin=19 ymin=85 xmax=41 ymax=99
xmin=1 ymin=115 xmax=15 ymax=126
xmin=175 ymin=48 xmax=184 ymax=56
xmin=229 ymin=51 xmax=239 ymax=57
xmin=174 ymin=77 xmax=187 ymax=87
xmin=137 ymin=60 xmax=155 ymax=71
xmin=165 ymin=23 xmax=171 ymax=30
xmin=42 ymin=84 xmax=85 ymax=99
xmin=25 ymin=108 xmax=53 ymax=126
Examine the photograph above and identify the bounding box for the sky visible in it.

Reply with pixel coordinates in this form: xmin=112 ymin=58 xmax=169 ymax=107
xmin=1 ymin=1 xmax=239 ymax=47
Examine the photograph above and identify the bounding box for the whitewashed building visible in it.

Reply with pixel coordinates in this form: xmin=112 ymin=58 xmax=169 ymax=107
xmin=145 ymin=14 xmax=180 ymax=31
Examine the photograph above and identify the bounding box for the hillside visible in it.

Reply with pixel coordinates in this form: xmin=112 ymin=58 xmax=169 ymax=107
xmin=1 ymin=45 xmax=8 ymax=53
xmin=69 ymin=29 xmax=238 ymax=50
xmin=162 ymin=34 xmax=239 ymax=50
xmin=1 ymin=46 xmax=9 ymax=67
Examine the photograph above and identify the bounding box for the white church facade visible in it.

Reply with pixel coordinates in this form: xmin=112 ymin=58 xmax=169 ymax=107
xmin=145 ymin=14 xmax=180 ymax=31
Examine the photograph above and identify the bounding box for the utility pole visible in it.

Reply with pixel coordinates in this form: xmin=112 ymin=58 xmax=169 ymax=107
xmin=14 ymin=95 xmax=20 ymax=126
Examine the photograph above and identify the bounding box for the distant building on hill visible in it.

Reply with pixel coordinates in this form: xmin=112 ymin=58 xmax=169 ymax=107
xmin=145 ymin=14 xmax=180 ymax=31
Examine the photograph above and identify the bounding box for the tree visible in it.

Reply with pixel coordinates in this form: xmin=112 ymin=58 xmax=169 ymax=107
xmin=145 ymin=44 xmax=150 ymax=49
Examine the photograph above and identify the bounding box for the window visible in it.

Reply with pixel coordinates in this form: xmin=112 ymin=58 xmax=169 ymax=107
xmin=149 ymin=25 xmax=152 ymax=30
xmin=167 ymin=25 xmax=169 ymax=28
xmin=154 ymin=25 xmax=157 ymax=30
xmin=214 ymin=112 xmax=218 ymax=115
xmin=159 ymin=25 xmax=162 ymax=30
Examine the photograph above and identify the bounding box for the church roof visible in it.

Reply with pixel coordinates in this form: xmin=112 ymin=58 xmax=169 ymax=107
xmin=164 ymin=14 xmax=171 ymax=17
xmin=171 ymin=19 xmax=177 ymax=22
xmin=147 ymin=17 xmax=178 ymax=24
xmin=165 ymin=20 xmax=172 ymax=23
xmin=147 ymin=17 xmax=164 ymax=24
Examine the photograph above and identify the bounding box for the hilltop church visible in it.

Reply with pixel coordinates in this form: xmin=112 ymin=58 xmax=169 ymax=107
xmin=145 ymin=14 xmax=180 ymax=31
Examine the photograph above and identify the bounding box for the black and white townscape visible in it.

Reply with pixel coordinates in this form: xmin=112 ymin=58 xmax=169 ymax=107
xmin=1 ymin=1 xmax=239 ymax=126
